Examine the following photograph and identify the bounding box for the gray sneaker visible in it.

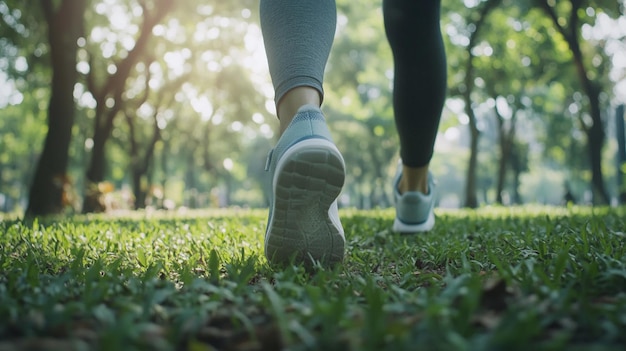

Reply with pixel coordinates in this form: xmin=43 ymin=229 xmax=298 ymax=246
xmin=264 ymin=104 xmax=345 ymax=267
xmin=392 ymin=167 xmax=436 ymax=233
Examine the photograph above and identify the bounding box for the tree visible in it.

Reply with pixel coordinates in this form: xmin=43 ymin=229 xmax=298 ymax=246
xmin=446 ymin=0 xmax=502 ymax=208
xmin=119 ymin=51 xmax=191 ymax=209
xmin=535 ymin=0 xmax=621 ymax=204
xmin=80 ymin=0 xmax=175 ymax=212
xmin=476 ymin=3 xmax=547 ymax=205
xmin=25 ymin=1 xmax=86 ymax=216
xmin=122 ymin=64 xmax=161 ymax=209
xmin=617 ymin=104 xmax=626 ymax=203
xmin=72 ymin=0 xmax=270 ymax=211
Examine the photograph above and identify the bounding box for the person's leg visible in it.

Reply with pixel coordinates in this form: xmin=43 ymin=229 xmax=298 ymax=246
xmin=383 ymin=0 xmax=446 ymax=195
xmin=384 ymin=0 xmax=446 ymax=232
xmin=260 ymin=0 xmax=345 ymax=267
xmin=276 ymin=87 xmax=320 ymax=135
xmin=260 ymin=0 xmax=336 ymax=134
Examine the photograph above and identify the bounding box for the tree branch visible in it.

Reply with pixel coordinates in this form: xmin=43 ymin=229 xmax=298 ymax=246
xmin=138 ymin=110 xmax=162 ymax=176
xmin=102 ymin=0 xmax=175 ymax=99
xmin=39 ymin=0 xmax=54 ymax=25
xmin=85 ymin=52 xmax=101 ymax=102
xmin=537 ymin=0 xmax=567 ymax=38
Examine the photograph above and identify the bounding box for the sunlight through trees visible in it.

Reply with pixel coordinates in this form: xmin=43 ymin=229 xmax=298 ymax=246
xmin=0 ymin=0 xmax=625 ymax=215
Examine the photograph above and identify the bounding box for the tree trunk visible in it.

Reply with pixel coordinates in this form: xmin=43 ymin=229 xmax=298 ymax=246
xmin=616 ymin=104 xmax=626 ymax=204
xmin=465 ymin=115 xmax=480 ymax=208
xmin=460 ymin=0 xmax=501 ymax=208
xmin=494 ymin=102 xmax=517 ymax=205
xmin=538 ymin=0 xmax=609 ymax=205
xmin=587 ymin=107 xmax=609 ymax=205
xmin=581 ymin=74 xmax=609 ymax=205
xmin=511 ymin=167 xmax=522 ymax=205
xmin=132 ymin=170 xmax=146 ymax=209
xmin=129 ymin=116 xmax=160 ymax=210
xmin=495 ymin=115 xmax=507 ymax=205
xmin=26 ymin=1 xmax=85 ymax=217
xmin=82 ymin=118 xmax=113 ymax=212
xmin=185 ymin=154 xmax=197 ymax=208
xmin=160 ymin=138 xmax=170 ymax=208
xmin=495 ymin=136 xmax=509 ymax=205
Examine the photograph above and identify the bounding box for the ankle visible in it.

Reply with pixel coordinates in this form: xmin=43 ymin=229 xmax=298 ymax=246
xmin=398 ymin=164 xmax=429 ymax=194
xmin=277 ymin=87 xmax=321 ymax=135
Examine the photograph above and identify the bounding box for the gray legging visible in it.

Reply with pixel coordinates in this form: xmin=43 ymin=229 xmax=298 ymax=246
xmin=260 ymin=0 xmax=446 ymax=168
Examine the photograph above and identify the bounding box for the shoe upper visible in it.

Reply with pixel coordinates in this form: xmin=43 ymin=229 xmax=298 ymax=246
xmin=265 ymin=104 xmax=335 ymax=176
xmin=393 ymin=169 xmax=436 ymax=226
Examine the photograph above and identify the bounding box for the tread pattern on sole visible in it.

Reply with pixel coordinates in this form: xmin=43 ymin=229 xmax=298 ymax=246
xmin=265 ymin=140 xmax=345 ymax=267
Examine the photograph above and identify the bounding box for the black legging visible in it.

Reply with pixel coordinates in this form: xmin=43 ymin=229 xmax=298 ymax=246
xmin=260 ymin=0 xmax=446 ymax=167
xmin=384 ymin=0 xmax=446 ymax=167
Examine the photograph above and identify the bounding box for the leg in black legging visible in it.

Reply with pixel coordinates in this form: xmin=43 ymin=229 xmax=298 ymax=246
xmin=383 ymin=0 xmax=447 ymax=168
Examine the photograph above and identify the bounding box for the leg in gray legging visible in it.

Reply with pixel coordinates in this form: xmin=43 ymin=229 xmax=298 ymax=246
xmin=260 ymin=0 xmax=336 ymax=128
xmin=260 ymin=0 xmax=345 ymax=267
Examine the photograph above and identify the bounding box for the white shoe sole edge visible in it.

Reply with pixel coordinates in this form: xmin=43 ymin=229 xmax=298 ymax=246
xmin=265 ymin=138 xmax=346 ymax=266
xmin=392 ymin=210 xmax=435 ymax=233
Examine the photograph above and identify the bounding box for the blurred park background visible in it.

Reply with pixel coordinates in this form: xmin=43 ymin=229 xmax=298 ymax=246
xmin=1 ymin=0 xmax=625 ymax=216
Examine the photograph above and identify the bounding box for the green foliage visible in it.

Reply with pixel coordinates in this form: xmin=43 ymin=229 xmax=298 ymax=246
xmin=1 ymin=207 xmax=626 ymax=350
xmin=2 ymin=0 xmax=626 ymax=211
xmin=0 ymin=87 xmax=49 ymax=212
xmin=324 ymin=1 xmax=400 ymax=208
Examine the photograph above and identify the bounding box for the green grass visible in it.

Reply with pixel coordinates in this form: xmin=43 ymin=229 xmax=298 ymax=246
xmin=1 ymin=206 xmax=626 ymax=351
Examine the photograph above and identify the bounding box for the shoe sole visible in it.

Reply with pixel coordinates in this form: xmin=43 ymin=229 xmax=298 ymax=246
xmin=392 ymin=211 xmax=435 ymax=233
xmin=265 ymin=138 xmax=346 ymax=267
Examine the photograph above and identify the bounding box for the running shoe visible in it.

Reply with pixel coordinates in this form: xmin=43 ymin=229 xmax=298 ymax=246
xmin=264 ymin=104 xmax=345 ymax=267
xmin=392 ymin=167 xmax=436 ymax=233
